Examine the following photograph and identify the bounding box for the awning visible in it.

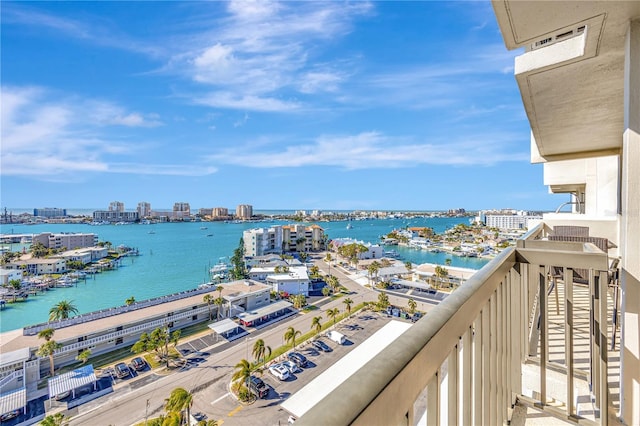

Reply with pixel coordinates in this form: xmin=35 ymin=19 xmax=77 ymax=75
xmin=236 ymin=300 xmax=292 ymax=324
xmin=207 ymin=318 xmax=239 ymax=335
xmin=0 ymin=388 xmax=26 ymax=415
xmin=48 ymin=364 xmax=96 ymax=398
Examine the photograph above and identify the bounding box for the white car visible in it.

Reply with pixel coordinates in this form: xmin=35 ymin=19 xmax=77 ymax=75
xmin=269 ymin=363 xmax=291 ymax=381
xmin=282 ymin=360 xmax=301 ymax=374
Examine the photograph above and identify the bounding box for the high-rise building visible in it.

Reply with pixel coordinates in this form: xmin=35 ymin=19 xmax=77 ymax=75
xmin=212 ymin=207 xmax=229 ymax=219
xmin=108 ymin=201 xmax=124 ymax=212
xmin=33 ymin=208 xmax=67 ymax=218
xmin=137 ymin=202 xmax=151 ymax=219
xmin=236 ymin=204 xmax=253 ymax=220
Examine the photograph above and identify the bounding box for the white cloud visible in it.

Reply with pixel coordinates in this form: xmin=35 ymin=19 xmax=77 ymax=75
xmin=0 ymin=86 xmax=212 ymax=177
xmin=194 ymin=92 xmax=301 ymax=112
xmin=207 ymin=130 xmax=528 ymax=170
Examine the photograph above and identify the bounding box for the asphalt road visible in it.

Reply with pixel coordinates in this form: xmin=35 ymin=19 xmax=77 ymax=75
xmin=67 ymin=254 xmax=435 ymax=426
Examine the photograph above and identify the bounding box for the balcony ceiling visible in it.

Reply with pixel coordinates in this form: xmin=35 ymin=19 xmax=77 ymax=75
xmin=492 ymin=1 xmax=640 ymax=161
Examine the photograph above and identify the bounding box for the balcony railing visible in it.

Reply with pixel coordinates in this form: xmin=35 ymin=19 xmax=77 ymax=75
xmin=297 ymin=223 xmax=617 ymax=425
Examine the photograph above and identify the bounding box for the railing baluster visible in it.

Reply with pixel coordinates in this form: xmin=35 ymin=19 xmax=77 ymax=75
xmin=497 ymin=284 xmax=504 ymax=424
xmin=448 ymin=345 xmax=459 ymax=426
xmin=539 ymin=265 xmax=547 ymax=407
xmin=427 ymin=371 xmax=440 ymax=426
xmin=598 ymin=270 xmax=609 ymax=426
xmin=473 ymin=316 xmax=483 ymax=425
xmin=462 ymin=327 xmax=472 ymax=426
xmin=482 ymin=305 xmax=491 ymax=425
xmin=490 ymin=292 xmax=497 ymax=425
xmin=564 ymin=268 xmax=575 ymax=419
xmin=511 ymin=266 xmax=522 ymax=406
xmin=502 ymin=278 xmax=509 ymax=422
xmin=591 ymin=269 xmax=600 ymax=408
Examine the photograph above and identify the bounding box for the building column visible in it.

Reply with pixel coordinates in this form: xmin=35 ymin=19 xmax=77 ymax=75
xmin=620 ymin=18 xmax=640 ymax=425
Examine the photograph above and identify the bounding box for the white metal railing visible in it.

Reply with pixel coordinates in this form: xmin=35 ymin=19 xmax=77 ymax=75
xmin=0 ymin=369 xmax=23 ymax=389
xmin=297 ymin=223 xmax=614 ymax=425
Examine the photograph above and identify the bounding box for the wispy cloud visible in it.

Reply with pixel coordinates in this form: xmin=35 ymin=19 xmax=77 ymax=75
xmin=0 ymin=86 xmax=214 ymax=177
xmin=2 ymin=4 xmax=164 ymax=57
xmin=207 ymin=130 xmax=528 ymax=170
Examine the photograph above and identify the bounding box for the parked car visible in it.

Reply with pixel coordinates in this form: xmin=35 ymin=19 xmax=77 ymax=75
xmin=248 ymin=376 xmax=269 ymax=399
xmin=312 ymin=339 xmax=332 ymax=352
xmin=54 ymin=390 xmax=71 ymax=401
xmin=287 ymin=352 xmax=308 ymax=368
xmin=411 ymin=312 xmax=423 ymax=323
xmin=131 ymin=357 xmax=147 ymax=371
xmin=114 ymin=362 xmax=130 ymax=378
xmin=0 ymin=410 xmax=20 ymax=422
xmin=269 ymin=363 xmax=291 ymax=381
xmin=282 ymin=360 xmax=301 ymax=374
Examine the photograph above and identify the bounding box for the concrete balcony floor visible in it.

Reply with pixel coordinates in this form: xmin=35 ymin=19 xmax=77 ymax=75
xmin=513 ymin=278 xmax=621 ymax=425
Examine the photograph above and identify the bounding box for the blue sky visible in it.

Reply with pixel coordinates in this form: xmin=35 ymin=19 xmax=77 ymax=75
xmin=1 ymin=1 xmax=562 ymax=212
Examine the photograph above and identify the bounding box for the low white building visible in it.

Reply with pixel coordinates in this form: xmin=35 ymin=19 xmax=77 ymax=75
xmin=266 ymin=266 xmax=310 ymax=296
xmin=0 ymin=268 xmax=22 ymax=286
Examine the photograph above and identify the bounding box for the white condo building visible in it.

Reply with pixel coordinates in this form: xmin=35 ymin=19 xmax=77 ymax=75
xmin=236 ymin=204 xmax=253 ymax=220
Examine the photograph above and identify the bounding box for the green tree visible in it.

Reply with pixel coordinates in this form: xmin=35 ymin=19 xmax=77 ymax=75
xmin=435 ymin=266 xmax=449 ymax=289
xmin=284 ymin=326 xmax=302 ymax=350
xmin=8 ymin=278 xmax=21 ymax=302
xmin=292 ymin=294 xmax=306 ymax=309
xmin=367 ymin=262 xmax=380 ymax=285
xmin=37 ymin=340 xmax=62 ymax=377
xmin=404 ymin=261 xmax=413 ymax=274
xmin=252 ymin=339 xmax=271 ymax=364
xmin=231 ymin=359 xmax=253 ymax=400
xmin=342 ymin=298 xmax=353 ymax=317
xmin=407 ymin=298 xmax=417 ymax=315
xmin=311 ymin=316 xmax=322 ymax=336
xmin=125 ymin=296 xmax=136 ymax=306
xmin=326 ymin=307 xmax=340 ymax=326
xmin=40 ymin=413 xmax=70 ymax=426
xmin=322 ymin=286 xmax=331 ymax=297
xmin=38 ymin=327 xmax=55 ymax=342
xmin=49 ymin=300 xmax=79 ymax=321
xmin=445 ymin=258 xmax=452 ymax=267
xmin=30 ymin=241 xmax=48 ymax=258
xmin=214 ymin=297 xmax=225 ymax=320
xmin=76 ymin=348 xmax=91 ymax=365
xmin=377 ymin=292 xmax=390 ymax=310
xmin=203 ymin=294 xmax=214 ymax=320
xmin=165 ymin=387 xmax=193 ymax=425
xmin=230 ymin=238 xmax=247 ymax=280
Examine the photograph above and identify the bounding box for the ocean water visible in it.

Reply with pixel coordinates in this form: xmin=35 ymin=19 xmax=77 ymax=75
xmin=0 ymin=217 xmax=487 ymax=332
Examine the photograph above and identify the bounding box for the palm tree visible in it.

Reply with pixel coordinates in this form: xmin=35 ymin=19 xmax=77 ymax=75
xmin=311 ymin=316 xmax=322 ymax=336
xmin=165 ymin=387 xmax=193 ymax=425
xmin=76 ymin=348 xmax=91 ymax=365
xmin=232 ymin=358 xmax=253 ymax=397
xmin=252 ymin=339 xmax=271 ymax=364
xmin=214 ymin=297 xmax=224 ymax=320
xmin=203 ymin=294 xmax=214 ymax=320
xmin=377 ymin=292 xmax=390 ymax=310
xmin=322 ymin=286 xmax=331 ymax=297
xmin=49 ymin=300 xmax=78 ymax=321
xmin=342 ymin=298 xmax=353 ymax=317
xmin=326 ymin=307 xmax=340 ymax=326
xmin=8 ymin=278 xmax=21 ymax=302
xmin=404 ymin=261 xmax=413 ymax=276
xmin=125 ymin=296 xmax=136 ymax=306
xmin=37 ymin=339 xmax=62 ymax=377
xmin=284 ymin=326 xmax=302 ymax=349
xmin=217 ymin=285 xmax=224 ymax=299
xmin=407 ymin=298 xmax=417 ymax=314
xmin=367 ymin=261 xmax=380 ymax=285
xmin=38 ymin=327 xmax=55 ymax=342
xmin=40 ymin=413 xmax=70 ymax=426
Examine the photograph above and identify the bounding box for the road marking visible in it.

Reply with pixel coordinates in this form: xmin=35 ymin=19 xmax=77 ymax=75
xmin=211 ymin=392 xmax=230 ymax=405
xmin=228 ymin=405 xmax=243 ymax=417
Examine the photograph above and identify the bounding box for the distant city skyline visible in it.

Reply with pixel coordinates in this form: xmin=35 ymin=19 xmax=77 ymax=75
xmin=2 ymin=1 xmax=565 ymax=211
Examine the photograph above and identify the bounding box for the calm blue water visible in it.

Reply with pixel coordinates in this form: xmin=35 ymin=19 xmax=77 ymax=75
xmin=0 ymin=217 xmax=486 ymax=332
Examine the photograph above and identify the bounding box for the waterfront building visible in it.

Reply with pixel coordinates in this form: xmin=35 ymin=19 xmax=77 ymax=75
xmin=33 ymin=208 xmax=67 ymax=219
xmin=56 ymin=247 xmax=108 ymax=264
xmin=0 ymin=268 xmax=22 ymax=286
xmin=475 ymin=209 xmax=543 ymax=230
xmin=173 ymin=202 xmax=190 ymax=216
xmin=198 ymin=207 xmax=213 ymax=217
xmin=31 ymin=232 xmax=98 ymax=250
xmin=297 ymin=3 xmax=640 ymax=425
xmin=137 ymin=202 xmax=151 ymax=219
xmin=244 ymin=254 xmax=287 ymax=268
xmin=92 ymin=210 xmax=138 ymax=223
xmin=243 ymin=226 xmax=284 ymax=257
xmin=0 ymin=279 xmax=271 ymax=393
xmin=330 ymin=238 xmax=383 ymax=260
xmin=108 ymin=201 xmax=124 ymax=212
xmin=7 ymin=258 xmax=67 ymax=275
xmin=282 ymin=224 xmax=325 ymax=252
xmin=212 ymin=207 xmax=229 ymax=219
xmin=235 ymin=204 xmax=253 ymax=220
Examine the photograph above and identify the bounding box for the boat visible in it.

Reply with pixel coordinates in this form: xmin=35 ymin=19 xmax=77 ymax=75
xmin=346 ymin=223 xmax=353 ymax=230
xmin=206 ymin=234 xmax=213 ymax=237
xmin=209 ymin=261 xmax=229 ymax=281
xmin=148 ymin=230 xmax=155 ymax=234
xmin=200 ymin=227 xmax=208 ymax=230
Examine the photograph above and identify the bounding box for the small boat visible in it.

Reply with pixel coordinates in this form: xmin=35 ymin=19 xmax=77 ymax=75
xmin=206 ymin=234 xmax=213 ymax=237
xmin=346 ymin=223 xmax=353 ymax=230
xmin=148 ymin=230 xmax=155 ymax=234
xmin=200 ymin=227 xmax=208 ymax=230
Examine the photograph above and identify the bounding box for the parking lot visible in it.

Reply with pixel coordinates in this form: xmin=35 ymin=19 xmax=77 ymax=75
xmin=190 ymin=311 xmax=405 ymax=425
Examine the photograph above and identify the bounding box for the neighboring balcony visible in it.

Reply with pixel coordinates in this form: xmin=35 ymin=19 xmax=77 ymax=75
xmin=297 ymin=222 xmax=622 ymax=425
